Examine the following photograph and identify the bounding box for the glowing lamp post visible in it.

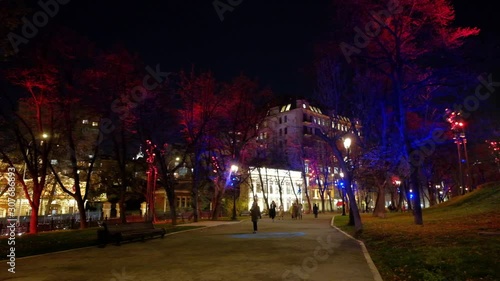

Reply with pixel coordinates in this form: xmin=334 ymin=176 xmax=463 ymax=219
xmin=339 ymin=172 xmax=346 ymax=216
xmin=342 ymin=138 xmax=352 ymax=216
xmin=230 ymin=165 xmax=239 ymax=220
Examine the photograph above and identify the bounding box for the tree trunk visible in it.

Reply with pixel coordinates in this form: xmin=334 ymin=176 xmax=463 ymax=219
xmin=373 ymin=183 xmax=386 ymax=218
xmin=119 ymin=193 xmax=126 ymax=223
xmin=302 ymin=172 xmax=312 ymax=213
xmin=345 ymin=176 xmax=362 ymax=233
xmin=77 ymin=198 xmax=87 ymax=229
xmin=410 ymin=165 xmax=423 ymax=225
xmin=428 ymin=180 xmax=437 ymax=206
xmin=211 ymin=184 xmax=224 ymax=220
xmin=29 ymin=191 xmax=41 ymax=234
xmin=45 ymin=181 xmax=57 ymax=215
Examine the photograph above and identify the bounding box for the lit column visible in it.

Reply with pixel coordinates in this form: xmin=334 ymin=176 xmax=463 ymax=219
xmin=145 ymin=140 xmax=157 ymax=222
xmin=230 ymin=164 xmax=239 ymax=220
xmin=342 ymin=137 xmax=352 ymax=216
xmin=339 ymin=172 xmax=346 ymax=216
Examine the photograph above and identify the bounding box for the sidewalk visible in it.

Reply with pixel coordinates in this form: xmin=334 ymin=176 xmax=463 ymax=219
xmin=5 ymin=214 xmax=382 ymax=281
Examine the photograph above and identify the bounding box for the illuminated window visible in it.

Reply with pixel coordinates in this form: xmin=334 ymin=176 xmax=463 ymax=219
xmin=92 ymin=121 xmax=99 ymax=127
xmin=82 ymin=119 xmax=89 ymax=124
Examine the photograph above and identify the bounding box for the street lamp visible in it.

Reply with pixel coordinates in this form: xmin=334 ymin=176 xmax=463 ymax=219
xmin=230 ymin=165 xmax=239 ymax=220
xmin=344 ymin=138 xmax=351 ymax=153
xmin=342 ymin=138 xmax=352 ymax=216
xmin=339 ymin=172 xmax=346 ymax=216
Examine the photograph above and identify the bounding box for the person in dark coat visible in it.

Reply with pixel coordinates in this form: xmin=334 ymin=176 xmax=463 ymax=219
xmin=313 ymin=203 xmax=319 ymax=218
xmin=269 ymin=200 xmax=277 ymax=222
xmin=250 ymin=201 xmax=261 ymax=233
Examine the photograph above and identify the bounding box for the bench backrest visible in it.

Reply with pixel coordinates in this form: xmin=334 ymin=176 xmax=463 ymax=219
xmin=104 ymin=221 xmax=156 ymax=233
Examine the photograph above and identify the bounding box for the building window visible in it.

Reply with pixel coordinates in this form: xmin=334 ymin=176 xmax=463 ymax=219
xmin=82 ymin=119 xmax=89 ymax=124
xmin=284 ymin=128 xmax=287 ymax=135
xmin=284 ymin=115 xmax=288 ymax=123
xmin=279 ymin=128 xmax=282 ymax=136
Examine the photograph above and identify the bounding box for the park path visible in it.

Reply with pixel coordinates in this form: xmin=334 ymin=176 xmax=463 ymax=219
xmin=3 ymin=214 xmax=382 ymax=281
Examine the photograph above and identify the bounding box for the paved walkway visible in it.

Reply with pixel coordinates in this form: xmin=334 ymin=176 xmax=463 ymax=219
xmin=4 ymin=214 xmax=382 ymax=281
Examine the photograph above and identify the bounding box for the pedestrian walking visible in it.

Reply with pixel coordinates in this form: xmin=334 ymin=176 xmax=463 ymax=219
xmin=278 ymin=205 xmax=284 ymax=220
xmin=269 ymin=200 xmax=277 ymax=222
xmin=250 ymin=201 xmax=261 ymax=233
xmin=292 ymin=203 xmax=298 ymax=220
xmin=313 ymin=203 xmax=319 ymax=218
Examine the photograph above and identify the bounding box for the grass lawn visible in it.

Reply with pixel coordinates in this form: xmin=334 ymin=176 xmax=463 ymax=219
xmin=0 ymin=221 xmax=203 ymax=259
xmin=334 ymin=182 xmax=500 ymax=281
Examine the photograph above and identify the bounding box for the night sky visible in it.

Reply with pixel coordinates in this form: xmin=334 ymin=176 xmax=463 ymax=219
xmin=50 ymin=1 xmax=331 ymax=96
xmin=30 ymin=0 xmax=500 ymax=97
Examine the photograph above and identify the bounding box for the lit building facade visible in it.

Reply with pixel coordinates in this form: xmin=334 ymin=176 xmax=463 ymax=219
xmin=247 ymin=167 xmax=303 ymax=212
xmin=250 ymin=99 xmax=362 ymax=211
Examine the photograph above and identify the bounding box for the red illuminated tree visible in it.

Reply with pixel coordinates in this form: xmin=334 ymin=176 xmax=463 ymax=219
xmin=90 ymin=46 xmax=149 ymax=223
xmin=177 ymin=69 xmax=227 ymax=221
xmin=37 ymin=29 xmax=103 ymax=229
xmin=216 ymin=75 xmax=272 ymax=218
xmin=0 ymin=57 xmax=60 ymax=234
xmin=176 ymin=70 xmax=272 ymax=220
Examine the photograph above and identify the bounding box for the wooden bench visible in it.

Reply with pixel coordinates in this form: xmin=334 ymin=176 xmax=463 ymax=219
xmin=97 ymin=221 xmax=166 ymax=247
